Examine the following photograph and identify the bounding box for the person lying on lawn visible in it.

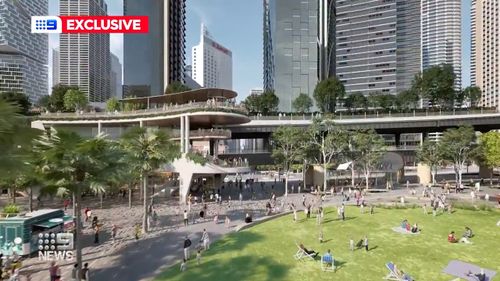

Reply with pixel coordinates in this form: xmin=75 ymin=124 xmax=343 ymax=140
xmin=463 ymin=226 xmax=473 ymax=238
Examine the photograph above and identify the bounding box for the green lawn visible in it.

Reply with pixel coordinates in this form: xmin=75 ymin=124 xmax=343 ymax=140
xmin=156 ymin=206 xmax=500 ymax=281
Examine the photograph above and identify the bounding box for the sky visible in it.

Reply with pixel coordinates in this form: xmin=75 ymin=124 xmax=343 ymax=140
xmin=48 ymin=0 xmax=472 ymax=100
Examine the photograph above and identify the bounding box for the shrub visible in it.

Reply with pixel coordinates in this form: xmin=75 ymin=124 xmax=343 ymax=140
xmin=3 ymin=204 xmax=20 ymax=214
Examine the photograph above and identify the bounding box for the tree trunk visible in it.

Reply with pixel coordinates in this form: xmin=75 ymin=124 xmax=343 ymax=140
xmin=72 ymin=192 xmax=76 ymax=217
xmin=74 ymin=187 xmax=83 ymax=281
xmin=142 ymin=173 xmax=149 ymax=233
xmin=10 ymin=187 xmax=15 ymax=204
xmin=458 ymin=169 xmax=463 ymax=187
xmin=490 ymin=171 xmax=493 ymax=186
xmin=431 ymin=170 xmax=436 ymax=185
xmin=128 ymin=187 xmax=132 ymax=208
xmin=351 ymin=165 xmax=355 ymax=187
xmin=365 ymin=170 xmax=370 ymax=190
xmin=29 ymin=187 xmax=33 ymax=212
xmin=285 ymin=170 xmax=289 ymax=197
xmin=323 ymin=163 xmax=328 ymax=192
xmin=100 ymin=192 xmax=103 ymax=209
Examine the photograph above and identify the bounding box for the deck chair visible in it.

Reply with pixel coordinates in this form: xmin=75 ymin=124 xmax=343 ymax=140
xmin=293 ymin=243 xmax=315 ymax=261
xmin=321 ymin=255 xmax=335 ymax=272
xmin=384 ymin=262 xmax=401 ymax=280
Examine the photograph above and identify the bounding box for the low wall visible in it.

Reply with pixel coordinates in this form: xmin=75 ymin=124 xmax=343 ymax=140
xmin=234 ymin=211 xmax=292 ymax=232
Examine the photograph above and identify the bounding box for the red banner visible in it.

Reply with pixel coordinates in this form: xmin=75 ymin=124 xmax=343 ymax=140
xmin=60 ymin=16 xmax=148 ymax=33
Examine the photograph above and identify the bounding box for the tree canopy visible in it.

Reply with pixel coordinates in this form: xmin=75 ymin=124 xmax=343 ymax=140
xmin=50 ymin=84 xmax=79 ymax=112
xmin=396 ymin=89 xmax=420 ymax=110
xmin=165 ymin=81 xmax=191 ymax=95
xmin=272 ymin=126 xmax=305 ymax=195
xmin=292 ymin=93 xmax=313 ymax=113
xmin=344 ymin=92 xmax=368 ymax=111
xmin=0 ymin=92 xmax=31 ymax=115
xmin=411 ymin=64 xmax=456 ymax=108
xmin=460 ymin=86 xmax=482 ymax=108
xmin=243 ymin=90 xmax=279 ymax=114
xmin=439 ymin=126 xmax=477 ymax=186
xmin=368 ymin=93 xmax=397 ymax=111
xmin=64 ymin=89 xmax=88 ymax=112
xmin=417 ymin=140 xmax=442 ymax=184
xmin=106 ymin=97 xmax=121 ymax=112
xmin=313 ymin=77 xmax=345 ymax=113
xmin=479 ymin=131 xmax=500 ymax=169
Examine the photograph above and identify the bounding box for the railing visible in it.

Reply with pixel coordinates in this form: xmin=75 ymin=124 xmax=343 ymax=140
xmin=250 ymin=108 xmax=499 ymax=121
xmin=219 ymin=145 xmax=421 ymax=155
xmin=39 ymin=102 xmax=248 ymax=119
xmin=171 ymin=128 xmax=231 ymax=139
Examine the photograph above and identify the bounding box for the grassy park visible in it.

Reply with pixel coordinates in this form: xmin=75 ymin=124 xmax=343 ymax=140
xmin=156 ymin=205 xmax=500 ymax=281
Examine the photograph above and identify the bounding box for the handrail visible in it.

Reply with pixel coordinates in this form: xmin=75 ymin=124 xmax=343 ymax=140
xmin=250 ymin=108 xmax=499 ymax=121
xmin=39 ymin=102 xmax=248 ymax=119
xmin=171 ymin=128 xmax=231 ymax=138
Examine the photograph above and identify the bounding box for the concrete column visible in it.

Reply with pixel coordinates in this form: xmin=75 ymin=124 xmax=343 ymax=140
xmin=396 ymin=167 xmax=405 ymax=184
xmin=394 ymin=133 xmax=401 ymax=147
xmin=185 ymin=115 xmax=190 ymax=153
xmin=139 ymin=120 xmax=144 ymax=128
xmin=214 ymin=140 xmax=219 ymax=157
xmin=97 ymin=122 xmax=102 ymax=135
xmin=417 ymin=163 xmax=432 ymax=185
xmin=180 ymin=116 xmax=185 ymax=153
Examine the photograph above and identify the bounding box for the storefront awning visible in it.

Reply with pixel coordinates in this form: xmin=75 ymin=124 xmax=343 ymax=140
xmin=34 ymin=220 xmax=61 ymax=229
xmin=337 ymin=162 xmax=352 ymax=171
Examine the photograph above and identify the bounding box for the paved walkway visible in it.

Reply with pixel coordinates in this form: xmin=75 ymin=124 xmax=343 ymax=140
xmin=16 ymin=182 xmax=499 ymax=281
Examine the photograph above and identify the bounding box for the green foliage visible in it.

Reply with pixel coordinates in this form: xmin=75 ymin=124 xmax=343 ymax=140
xmin=272 ymin=126 xmax=305 ymax=171
xmin=165 ymin=81 xmax=191 ymax=94
xmin=368 ymin=93 xmax=397 ymax=111
xmin=411 ymin=64 xmax=456 ymax=108
xmin=2 ymin=204 xmax=20 ymax=214
xmin=292 ymin=93 xmax=313 ymax=113
xmin=313 ymin=77 xmax=345 ymax=113
xmin=50 ymin=84 xmax=79 ymax=112
xmin=460 ymin=86 xmax=482 ymax=107
xmin=106 ymin=97 xmax=121 ymax=112
xmin=0 ymin=100 xmax=39 ymax=178
xmin=63 ymin=89 xmax=88 ymax=112
xmin=396 ymin=89 xmax=420 ymax=110
xmin=439 ymin=126 xmax=477 ymax=185
xmin=0 ymin=92 xmax=31 ymax=115
xmin=243 ymin=90 xmax=279 ymax=114
xmin=480 ymin=131 xmax=500 ymax=169
xmin=417 ymin=140 xmax=442 ymax=184
xmin=186 ymin=151 xmax=208 ymax=166
xmin=452 ymin=202 xmax=493 ymax=212
xmin=352 ymin=129 xmax=386 ymax=189
xmin=344 ymin=92 xmax=368 ymax=111
xmin=37 ymin=95 xmax=51 ymax=109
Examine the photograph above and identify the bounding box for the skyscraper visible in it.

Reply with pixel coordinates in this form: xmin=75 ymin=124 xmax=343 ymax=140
xmin=263 ymin=0 xmax=336 ymax=112
xmin=110 ymin=53 xmax=122 ymax=99
xmin=0 ymin=0 xmax=48 ymax=103
xmin=192 ymin=24 xmax=233 ymax=90
xmin=59 ymin=0 xmax=111 ymax=102
xmin=421 ymin=0 xmax=462 ymax=89
xmin=52 ymin=48 xmax=60 ymax=87
xmin=123 ymin=0 xmax=186 ymax=97
xmin=471 ymin=0 xmax=499 ymax=110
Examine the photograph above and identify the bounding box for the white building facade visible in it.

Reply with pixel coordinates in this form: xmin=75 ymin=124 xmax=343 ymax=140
xmin=421 ymin=0 xmax=462 ymax=90
xmin=471 ymin=0 xmax=499 ymax=110
xmin=110 ymin=53 xmax=122 ymax=99
xmin=192 ymin=24 xmax=233 ymax=90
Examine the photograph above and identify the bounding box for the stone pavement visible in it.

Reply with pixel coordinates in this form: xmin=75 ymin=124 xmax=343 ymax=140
xmin=16 ymin=181 xmax=499 ymax=281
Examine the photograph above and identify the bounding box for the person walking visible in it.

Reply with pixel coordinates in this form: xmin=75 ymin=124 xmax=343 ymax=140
xmin=183 ymin=210 xmax=189 ymax=227
xmin=183 ymin=236 xmax=192 ymax=260
xmin=80 ymin=263 xmax=89 ymax=280
xmin=363 ymin=236 xmax=369 ymax=251
xmin=134 ymin=224 xmax=141 ymax=241
xmin=201 ymin=229 xmax=210 ymax=250
xmin=93 ymin=225 xmax=99 ymax=244
xmin=71 ymin=264 xmax=78 ymax=281
xmin=111 ymin=224 xmax=119 ymax=243
xmin=49 ymin=261 xmax=59 ymax=281
xmin=239 ymin=192 xmax=243 ymax=205
xmin=340 ymin=204 xmax=345 ymax=221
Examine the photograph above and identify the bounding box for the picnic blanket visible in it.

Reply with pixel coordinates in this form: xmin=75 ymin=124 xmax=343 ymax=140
xmin=443 ymin=260 xmax=497 ymax=281
xmin=391 ymin=227 xmax=420 ymax=235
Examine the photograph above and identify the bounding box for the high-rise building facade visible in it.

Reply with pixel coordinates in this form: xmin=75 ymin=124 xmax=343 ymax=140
xmin=421 ymin=0 xmax=462 ymax=90
xmin=110 ymin=53 xmax=122 ymax=99
xmin=263 ymin=0 xmax=336 ymax=112
xmin=336 ymin=1 xmax=398 ymax=95
xmin=52 ymin=48 xmax=60 ymax=87
xmin=471 ymin=0 xmax=499 ymax=110
xmin=0 ymin=0 xmax=48 ymax=102
xmin=59 ymin=0 xmax=111 ymax=102
xmin=123 ymin=0 xmax=186 ymax=97
xmin=192 ymin=24 xmax=232 ymax=90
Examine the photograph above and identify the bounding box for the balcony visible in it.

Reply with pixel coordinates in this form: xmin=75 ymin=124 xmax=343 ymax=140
xmin=171 ymin=128 xmax=231 ymax=140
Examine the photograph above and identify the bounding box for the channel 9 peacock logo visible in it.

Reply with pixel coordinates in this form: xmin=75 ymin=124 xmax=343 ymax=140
xmin=38 ymin=232 xmax=74 ymax=261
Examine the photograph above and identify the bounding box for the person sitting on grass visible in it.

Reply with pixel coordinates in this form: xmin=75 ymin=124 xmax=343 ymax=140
xmin=394 ymin=263 xmax=413 ymax=281
xmin=299 ymin=243 xmax=319 ymax=258
xmin=466 ymin=268 xmax=486 ymax=281
xmin=463 ymin=226 xmax=473 ymax=238
xmin=411 ymin=223 xmax=420 ymax=233
xmin=448 ymin=231 xmax=458 ymax=243
xmin=245 ymin=213 xmax=252 ymax=223
xmin=401 ymin=219 xmax=410 ymax=230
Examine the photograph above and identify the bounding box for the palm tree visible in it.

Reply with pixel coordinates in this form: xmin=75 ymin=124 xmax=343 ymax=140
xmin=32 ymin=128 xmax=125 ymax=280
xmin=120 ymin=127 xmax=179 ymax=233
